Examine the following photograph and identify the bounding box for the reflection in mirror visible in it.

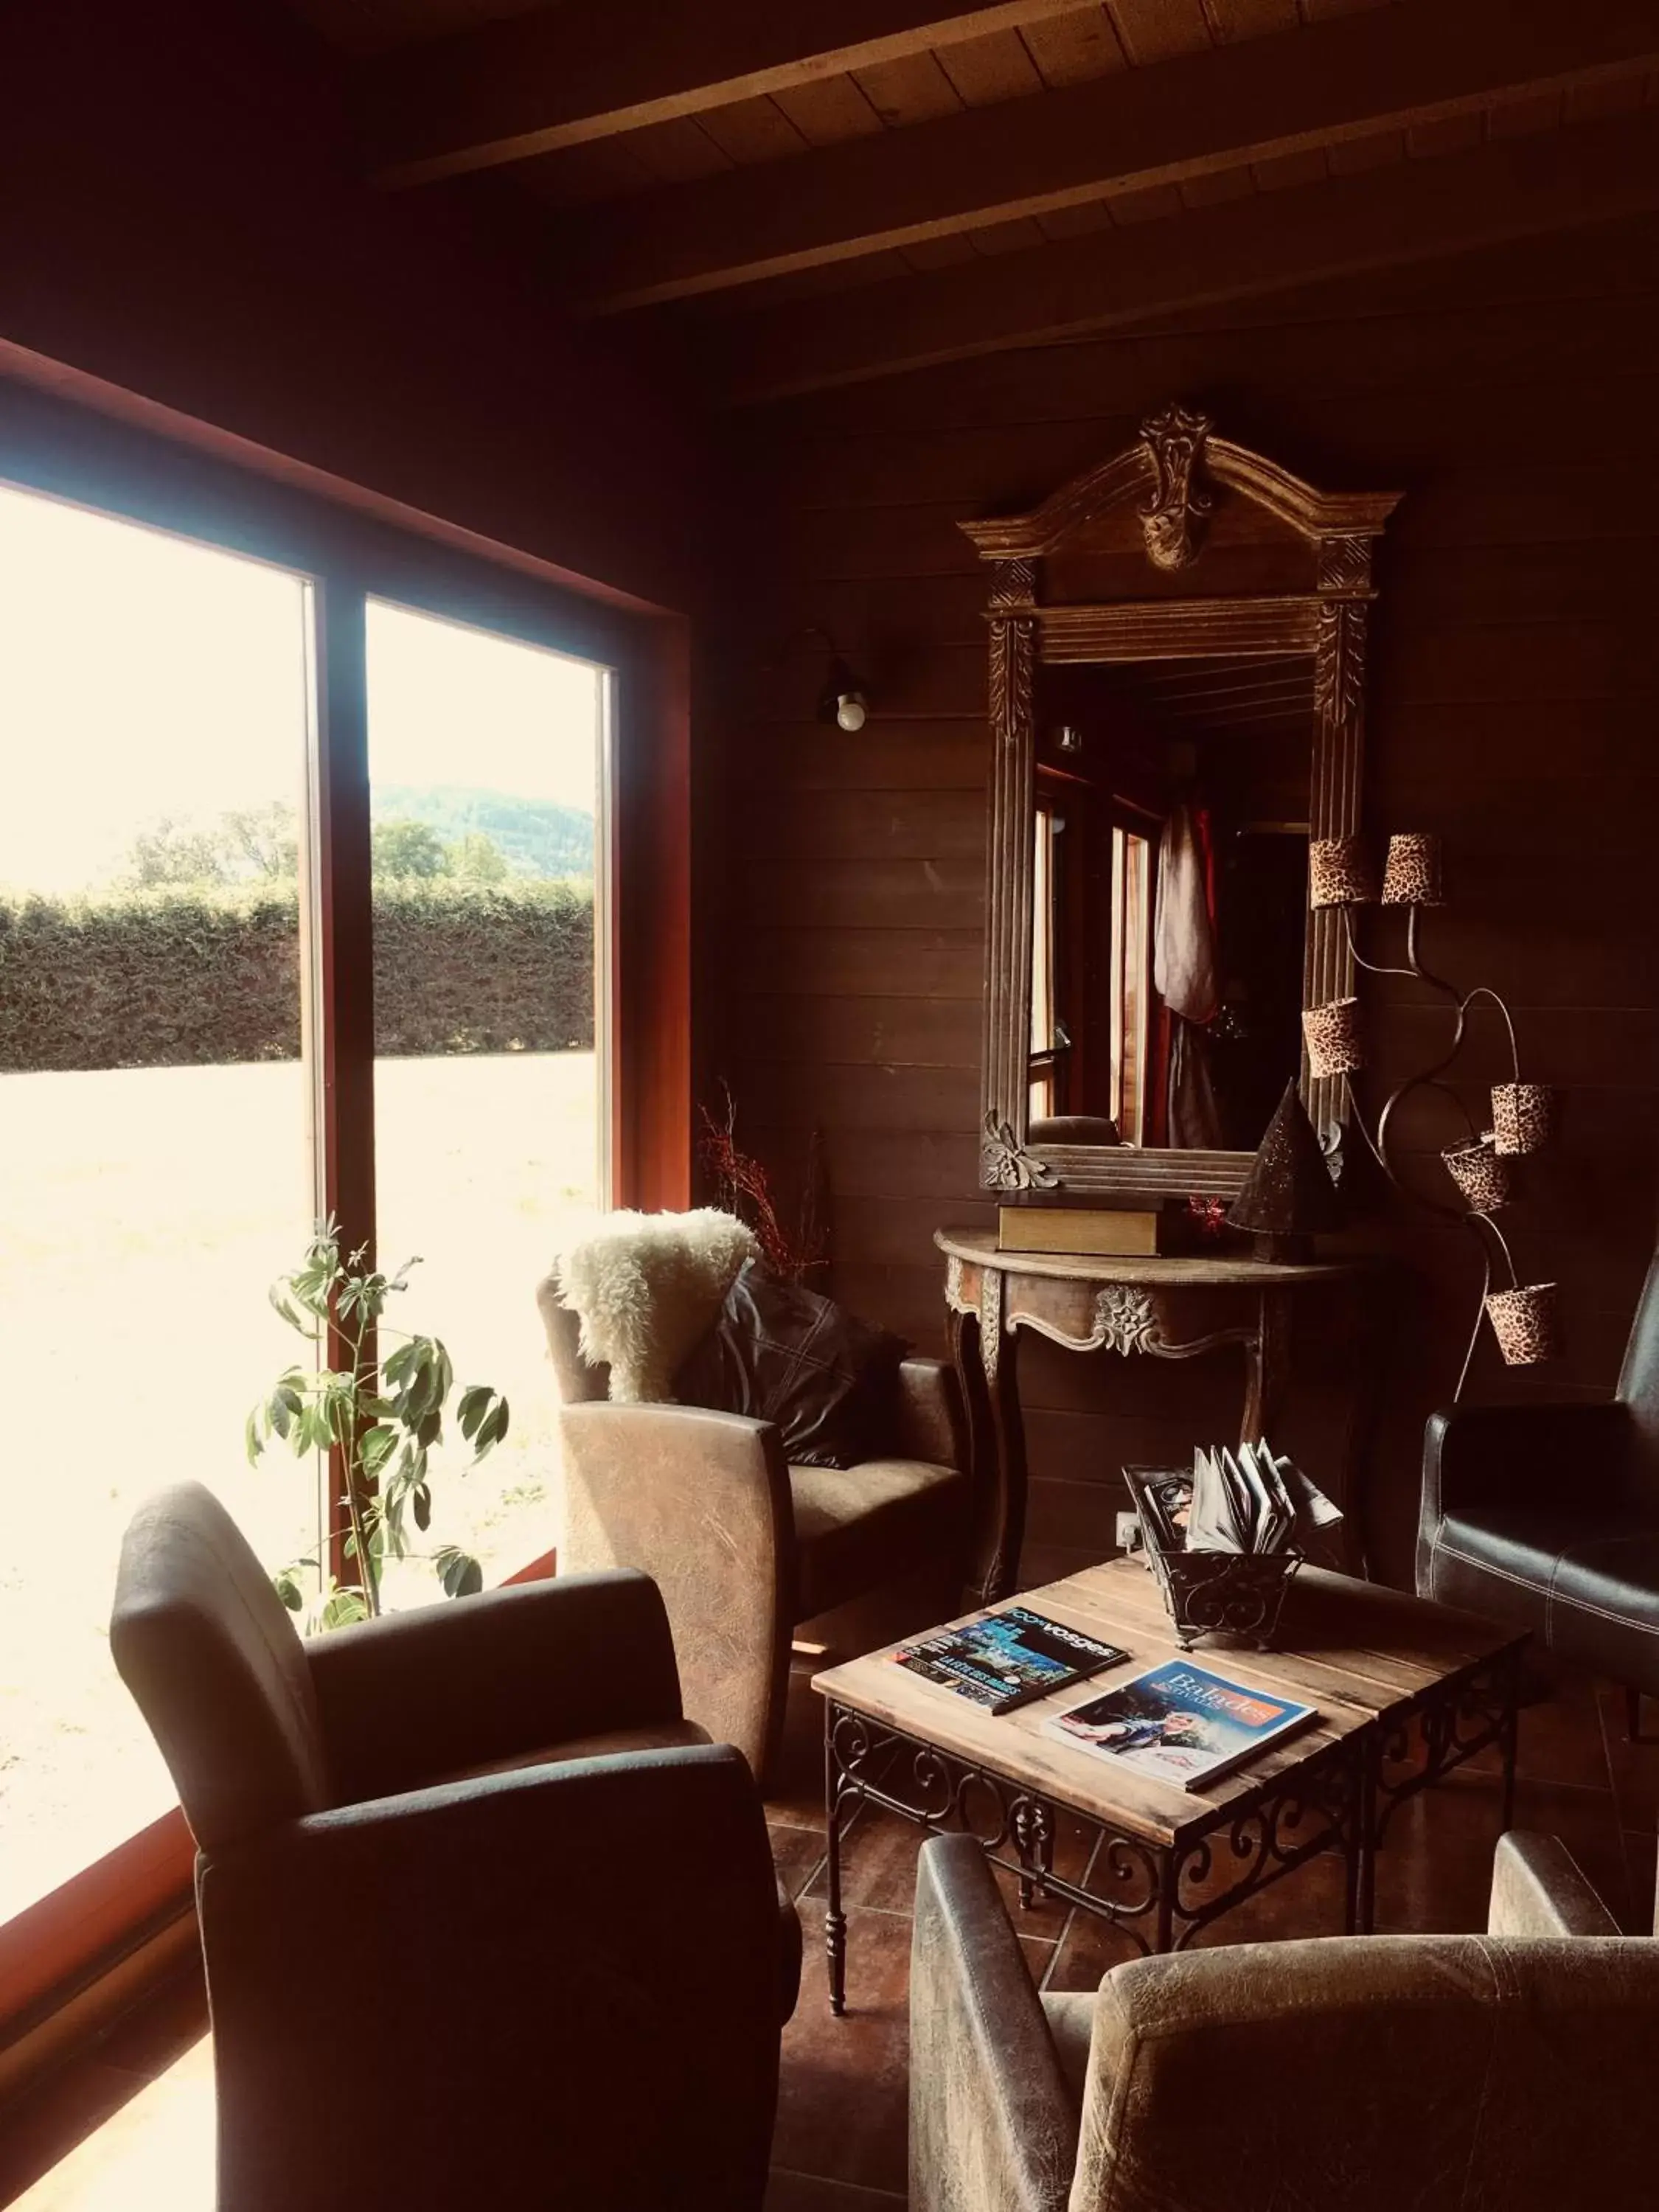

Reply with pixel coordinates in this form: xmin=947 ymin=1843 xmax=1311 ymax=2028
xmin=1027 ymin=652 xmax=1312 ymax=1155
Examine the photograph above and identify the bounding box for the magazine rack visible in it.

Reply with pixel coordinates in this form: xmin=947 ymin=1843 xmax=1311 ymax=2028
xmin=1127 ymin=1466 xmax=1303 ymax=1649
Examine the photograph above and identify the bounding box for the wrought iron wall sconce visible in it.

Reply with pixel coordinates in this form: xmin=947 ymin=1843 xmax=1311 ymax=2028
xmin=1305 ymin=832 xmax=1563 ymax=1398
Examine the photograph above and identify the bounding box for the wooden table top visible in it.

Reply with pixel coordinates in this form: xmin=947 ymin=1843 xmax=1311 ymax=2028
xmin=813 ymin=1555 xmax=1525 ymax=1850
xmin=934 ymin=1226 xmax=1363 ymax=1285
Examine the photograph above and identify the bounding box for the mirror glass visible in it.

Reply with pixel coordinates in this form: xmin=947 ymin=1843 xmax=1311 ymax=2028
xmin=1026 ymin=650 xmax=1312 ymax=1155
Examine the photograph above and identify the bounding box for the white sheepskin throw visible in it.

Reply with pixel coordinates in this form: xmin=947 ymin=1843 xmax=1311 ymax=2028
xmin=552 ymin=1208 xmax=758 ymax=1403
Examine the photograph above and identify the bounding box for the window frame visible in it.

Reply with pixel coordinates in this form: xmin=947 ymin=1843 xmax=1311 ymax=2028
xmin=0 ymin=361 xmax=692 ymax=2035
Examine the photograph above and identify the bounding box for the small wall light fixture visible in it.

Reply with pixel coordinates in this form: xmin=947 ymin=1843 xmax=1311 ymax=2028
xmin=816 ymin=652 xmax=869 ymax=733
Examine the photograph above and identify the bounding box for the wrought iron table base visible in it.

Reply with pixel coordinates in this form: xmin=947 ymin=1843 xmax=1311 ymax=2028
xmin=821 ymin=1650 xmax=1521 ymax=2013
xmin=822 ymin=1703 xmax=1364 ymax=2017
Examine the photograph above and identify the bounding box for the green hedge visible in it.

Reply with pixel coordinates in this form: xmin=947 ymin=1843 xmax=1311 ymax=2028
xmin=0 ymin=882 xmax=594 ymax=1071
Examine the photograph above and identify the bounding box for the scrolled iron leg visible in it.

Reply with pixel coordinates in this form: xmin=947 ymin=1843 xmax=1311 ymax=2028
xmin=824 ymin=1705 xmax=849 ymax=2016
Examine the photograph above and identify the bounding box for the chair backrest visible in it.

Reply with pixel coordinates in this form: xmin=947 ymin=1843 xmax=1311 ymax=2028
xmin=536 ymin=1274 xmax=611 ymax=1403
xmin=1618 ymin=1250 xmax=1659 ymax=1472
xmin=111 ymin=1483 xmax=330 ymax=1851
xmin=1072 ymin=1930 xmax=1659 ymax=2212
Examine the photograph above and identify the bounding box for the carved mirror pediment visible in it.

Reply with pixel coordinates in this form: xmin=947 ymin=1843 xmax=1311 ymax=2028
xmin=965 ymin=406 xmax=1401 ymax=1200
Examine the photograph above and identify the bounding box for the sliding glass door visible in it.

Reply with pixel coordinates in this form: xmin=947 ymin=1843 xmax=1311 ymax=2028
xmin=0 ymin=484 xmax=321 ymax=1921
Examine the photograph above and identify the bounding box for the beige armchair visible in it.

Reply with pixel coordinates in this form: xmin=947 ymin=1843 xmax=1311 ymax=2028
xmin=910 ymin=1830 xmax=1659 ymax=2212
xmin=538 ymin=1279 xmax=976 ymax=1787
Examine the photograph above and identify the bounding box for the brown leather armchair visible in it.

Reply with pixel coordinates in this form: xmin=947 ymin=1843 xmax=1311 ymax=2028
xmin=111 ymin=1483 xmax=799 ymax=2212
xmin=1419 ymin=1251 xmax=1659 ymax=1719
xmin=909 ymin=1829 xmax=1659 ymax=2212
xmin=538 ymin=1279 xmax=976 ymax=1788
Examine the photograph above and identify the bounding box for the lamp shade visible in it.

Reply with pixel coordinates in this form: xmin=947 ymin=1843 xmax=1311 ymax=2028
xmin=1302 ymin=997 xmax=1366 ymax=1079
xmin=1309 ymin=837 xmax=1377 ymax=910
xmin=1491 ymin=1082 xmax=1560 ymax=1157
xmin=1380 ymin=832 xmax=1445 ymax=907
xmin=1485 ymin=1282 xmax=1562 ymax=1366
xmin=1441 ymin=1136 xmax=1516 ymax=1214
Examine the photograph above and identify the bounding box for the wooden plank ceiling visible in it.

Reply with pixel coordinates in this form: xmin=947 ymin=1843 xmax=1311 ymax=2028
xmin=288 ymin=0 xmax=1659 ymax=402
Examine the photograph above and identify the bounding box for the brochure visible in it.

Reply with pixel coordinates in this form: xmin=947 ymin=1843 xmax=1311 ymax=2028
xmin=890 ymin=1606 xmax=1129 ymax=1715
xmin=1046 ymin=1658 xmax=1318 ymax=1791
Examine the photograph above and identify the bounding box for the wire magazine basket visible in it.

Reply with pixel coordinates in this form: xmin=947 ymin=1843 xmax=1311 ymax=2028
xmin=1124 ymin=1464 xmax=1304 ymax=1652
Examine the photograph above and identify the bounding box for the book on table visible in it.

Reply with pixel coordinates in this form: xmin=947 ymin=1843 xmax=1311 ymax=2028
xmin=1046 ymin=1658 xmax=1318 ymax=1791
xmin=889 ymin=1606 xmax=1129 ymax=1715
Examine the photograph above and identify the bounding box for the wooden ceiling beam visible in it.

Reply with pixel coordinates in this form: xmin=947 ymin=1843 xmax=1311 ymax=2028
xmin=361 ymin=0 xmax=1107 ymax=187
xmin=570 ymin=0 xmax=1659 ymax=313
xmin=703 ymin=109 xmax=1659 ymax=403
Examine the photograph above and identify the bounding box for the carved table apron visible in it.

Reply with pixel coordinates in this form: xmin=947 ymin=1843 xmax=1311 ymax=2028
xmin=935 ymin=1228 xmax=1374 ymax=1604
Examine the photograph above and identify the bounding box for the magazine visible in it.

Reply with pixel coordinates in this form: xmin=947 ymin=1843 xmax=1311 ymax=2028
xmin=1046 ymin=1658 xmax=1317 ymax=1791
xmin=891 ymin=1606 xmax=1129 ymax=1715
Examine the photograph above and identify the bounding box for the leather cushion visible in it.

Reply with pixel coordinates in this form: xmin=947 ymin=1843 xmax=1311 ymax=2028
xmin=1430 ymin=1498 xmax=1659 ymax=1694
xmin=791 ymin=1456 xmax=970 ymax=1617
xmin=676 ymin=1260 xmax=906 ymax=1469
xmin=449 ymin=1717 xmax=714 ymax=1782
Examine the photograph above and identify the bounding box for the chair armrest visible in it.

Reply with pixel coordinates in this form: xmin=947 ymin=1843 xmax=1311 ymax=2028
xmin=1422 ymin=1399 xmax=1630 ymax=1526
xmin=305 ymin=1567 xmax=681 ymax=1804
xmin=1488 ymin=1832 xmax=1621 ymax=1936
xmin=910 ymin=1836 xmax=1075 ymax=2212
xmin=557 ymin=1401 xmax=795 ymax=1784
xmin=199 ymin=1745 xmax=784 ymax=2212
xmin=893 ymin=1357 xmax=966 ymax=1470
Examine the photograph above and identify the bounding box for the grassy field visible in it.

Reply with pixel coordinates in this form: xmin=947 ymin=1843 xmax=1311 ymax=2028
xmin=0 ymin=1051 xmax=597 ymax=1921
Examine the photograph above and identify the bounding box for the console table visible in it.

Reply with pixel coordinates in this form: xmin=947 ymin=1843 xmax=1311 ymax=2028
xmin=935 ymin=1228 xmax=1378 ymax=1604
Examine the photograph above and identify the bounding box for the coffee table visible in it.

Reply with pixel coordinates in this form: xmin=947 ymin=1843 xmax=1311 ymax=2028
xmin=814 ymin=1556 xmax=1525 ymax=2013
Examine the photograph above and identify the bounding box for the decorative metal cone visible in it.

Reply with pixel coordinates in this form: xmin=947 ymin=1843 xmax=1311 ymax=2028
xmin=1302 ymin=997 xmax=1366 ymax=1079
xmin=1441 ymin=1136 xmax=1517 ymax=1214
xmin=1308 ymin=836 xmax=1378 ymax=910
xmin=1228 ymin=1079 xmax=1343 ymax=1248
xmin=1492 ymin=1082 xmax=1561 ymax=1158
xmin=1380 ymin=832 xmax=1446 ymax=907
xmin=1485 ymin=1282 xmax=1563 ymax=1366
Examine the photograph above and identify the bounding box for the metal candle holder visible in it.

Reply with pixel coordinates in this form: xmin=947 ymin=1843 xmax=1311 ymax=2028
xmin=1336 ymin=865 xmax=1562 ymax=1398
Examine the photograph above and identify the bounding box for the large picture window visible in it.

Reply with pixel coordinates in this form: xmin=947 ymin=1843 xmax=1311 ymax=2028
xmin=0 ymin=389 xmax=681 ymax=2019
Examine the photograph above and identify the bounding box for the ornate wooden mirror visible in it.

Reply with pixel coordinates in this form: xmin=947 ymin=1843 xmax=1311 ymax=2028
xmin=964 ymin=406 xmax=1401 ymax=1200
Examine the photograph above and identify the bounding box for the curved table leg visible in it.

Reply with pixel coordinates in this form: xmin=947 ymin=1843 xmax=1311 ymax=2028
xmin=950 ymin=1285 xmax=1027 ymax=1608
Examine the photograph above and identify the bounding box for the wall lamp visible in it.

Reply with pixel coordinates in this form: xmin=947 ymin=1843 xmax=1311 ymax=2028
xmin=816 ymin=653 xmax=869 ymax=732
xmin=787 ymin=625 xmax=869 ymax=732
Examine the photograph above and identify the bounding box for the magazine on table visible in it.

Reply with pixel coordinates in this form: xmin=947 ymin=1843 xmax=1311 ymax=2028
xmin=890 ymin=1606 xmax=1129 ymax=1715
xmin=1045 ymin=1658 xmax=1318 ymax=1791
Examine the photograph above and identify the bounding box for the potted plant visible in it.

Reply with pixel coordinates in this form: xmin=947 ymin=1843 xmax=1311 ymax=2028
xmin=247 ymin=1218 xmax=509 ymax=1628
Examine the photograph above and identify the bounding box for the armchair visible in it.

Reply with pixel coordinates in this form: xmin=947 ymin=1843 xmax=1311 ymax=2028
xmin=539 ymin=1276 xmax=978 ymax=1787
xmin=1419 ymin=1250 xmax=1659 ymax=1717
xmin=111 ymin=1483 xmax=799 ymax=2212
xmin=909 ymin=1829 xmax=1659 ymax=2212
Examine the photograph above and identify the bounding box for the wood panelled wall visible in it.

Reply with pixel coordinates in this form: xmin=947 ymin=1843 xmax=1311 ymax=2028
xmin=719 ymin=213 xmax=1659 ymax=1587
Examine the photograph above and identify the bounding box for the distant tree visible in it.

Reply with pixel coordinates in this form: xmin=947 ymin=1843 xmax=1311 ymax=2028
xmin=450 ymin=830 xmax=510 ymax=884
xmin=222 ymin=801 xmax=299 ymax=883
xmin=127 ymin=816 xmax=231 ymax=888
xmin=372 ymin=819 xmax=452 ymax=881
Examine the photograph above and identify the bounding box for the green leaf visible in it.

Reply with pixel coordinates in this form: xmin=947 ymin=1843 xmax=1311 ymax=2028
xmin=435 ymin=1545 xmax=483 ymax=1599
xmin=245 ymin=1408 xmax=264 ymax=1467
xmin=318 ymin=1585 xmax=371 ymax=1632
xmin=358 ymin=1425 xmax=397 ymax=1478
xmin=273 ymin=1571 xmax=305 ymax=1613
xmin=412 ymin=1484 xmax=431 ymax=1533
xmin=456 ymin=1384 xmax=491 ymax=1440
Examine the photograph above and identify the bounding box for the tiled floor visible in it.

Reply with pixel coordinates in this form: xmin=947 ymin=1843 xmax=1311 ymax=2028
xmin=11 ymin=1655 xmax=1657 ymax=2212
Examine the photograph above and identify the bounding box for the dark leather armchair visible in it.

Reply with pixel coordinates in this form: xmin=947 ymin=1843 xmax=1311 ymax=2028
xmin=538 ymin=1279 xmax=976 ymax=1788
xmin=111 ymin=1483 xmax=799 ymax=2212
xmin=1419 ymin=1252 xmax=1659 ymax=1713
xmin=909 ymin=1829 xmax=1659 ymax=2212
